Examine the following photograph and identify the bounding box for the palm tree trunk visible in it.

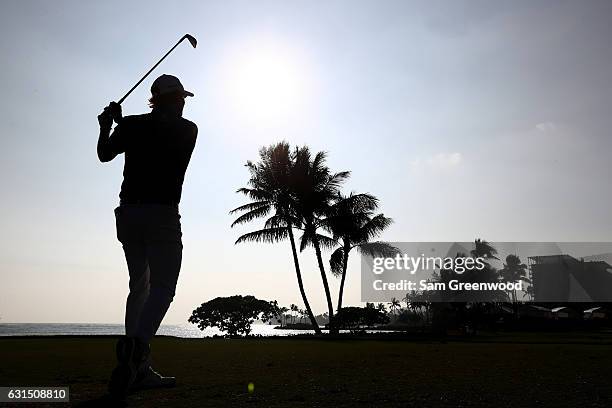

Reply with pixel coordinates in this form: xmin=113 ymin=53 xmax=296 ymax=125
xmin=512 ymin=288 xmax=518 ymax=318
xmin=287 ymin=225 xmax=321 ymax=334
xmin=313 ymin=238 xmax=335 ymax=333
xmin=337 ymin=242 xmax=350 ymax=312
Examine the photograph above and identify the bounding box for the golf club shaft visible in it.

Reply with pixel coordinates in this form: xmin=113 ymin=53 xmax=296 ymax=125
xmin=117 ymin=37 xmax=188 ymax=105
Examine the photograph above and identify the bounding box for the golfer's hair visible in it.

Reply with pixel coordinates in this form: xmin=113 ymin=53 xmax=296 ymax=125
xmin=148 ymin=91 xmax=185 ymax=109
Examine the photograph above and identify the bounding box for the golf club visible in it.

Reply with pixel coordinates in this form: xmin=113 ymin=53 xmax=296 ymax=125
xmin=117 ymin=34 xmax=197 ymax=105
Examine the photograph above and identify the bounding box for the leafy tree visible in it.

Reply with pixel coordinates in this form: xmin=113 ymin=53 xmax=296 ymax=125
xmin=321 ymin=312 xmax=330 ymax=325
xmin=405 ymin=290 xmax=434 ymax=326
xmin=231 ymin=143 xmax=321 ymax=334
xmin=188 ymin=295 xmax=281 ymax=337
xmin=397 ymin=309 xmax=425 ymax=325
xmin=325 ymin=193 xmax=398 ymax=312
xmin=335 ymin=305 xmax=390 ymax=332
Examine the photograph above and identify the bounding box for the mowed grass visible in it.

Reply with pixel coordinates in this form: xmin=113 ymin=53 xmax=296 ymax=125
xmin=1 ymin=334 xmax=612 ymax=408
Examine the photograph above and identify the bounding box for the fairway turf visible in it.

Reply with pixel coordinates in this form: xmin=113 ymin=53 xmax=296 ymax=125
xmin=1 ymin=334 xmax=611 ymax=407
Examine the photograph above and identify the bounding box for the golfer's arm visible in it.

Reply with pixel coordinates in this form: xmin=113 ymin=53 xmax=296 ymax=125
xmin=97 ymin=126 xmax=119 ymax=163
xmin=184 ymin=125 xmax=198 ymax=169
xmin=187 ymin=125 xmax=198 ymax=160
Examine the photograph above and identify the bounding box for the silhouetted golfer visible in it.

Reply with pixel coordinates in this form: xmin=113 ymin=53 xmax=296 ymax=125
xmin=97 ymin=74 xmax=197 ymax=399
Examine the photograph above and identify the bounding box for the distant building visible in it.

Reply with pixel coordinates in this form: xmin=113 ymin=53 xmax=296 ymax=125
xmin=528 ymin=255 xmax=612 ymax=302
xmin=584 ymin=306 xmax=609 ymax=320
xmin=550 ymin=307 xmax=580 ymax=319
xmin=518 ymin=304 xmax=552 ymax=319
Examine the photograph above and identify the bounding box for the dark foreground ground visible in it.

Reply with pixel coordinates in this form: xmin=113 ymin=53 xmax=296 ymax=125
xmin=1 ymin=332 xmax=612 ymax=408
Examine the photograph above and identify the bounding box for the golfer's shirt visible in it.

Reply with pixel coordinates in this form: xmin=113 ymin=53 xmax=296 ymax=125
xmin=99 ymin=111 xmax=198 ymax=206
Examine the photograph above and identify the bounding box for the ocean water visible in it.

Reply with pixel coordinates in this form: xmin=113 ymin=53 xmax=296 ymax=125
xmin=0 ymin=323 xmax=312 ymax=338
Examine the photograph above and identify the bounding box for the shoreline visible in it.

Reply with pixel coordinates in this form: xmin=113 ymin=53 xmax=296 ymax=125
xmin=2 ymin=330 xmax=612 ymax=345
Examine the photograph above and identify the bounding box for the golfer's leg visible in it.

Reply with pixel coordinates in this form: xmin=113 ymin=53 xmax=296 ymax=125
xmin=134 ymin=241 xmax=181 ymax=342
xmin=135 ymin=208 xmax=182 ymax=343
xmin=110 ymin=206 xmax=152 ymax=397
xmin=122 ymin=243 xmax=150 ymax=337
xmin=115 ymin=206 xmax=150 ymax=337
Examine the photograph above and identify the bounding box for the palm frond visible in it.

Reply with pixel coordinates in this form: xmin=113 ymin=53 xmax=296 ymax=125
xmin=264 ymin=215 xmax=289 ymax=229
xmin=322 ymin=193 xmax=381 ymax=238
xmin=357 ymin=241 xmax=400 ymax=258
xmin=298 ymin=231 xmax=310 ymax=252
xmin=230 ymin=205 xmax=271 ymax=227
xmin=235 ymin=227 xmax=289 ymax=244
xmin=316 ymin=233 xmax=338 ymax=250
xmin=311 ymin=151 xmax=327 ymax=172
xmin=356 ymin=214 xmax=393 ymax=242
xmin=235 ymin=187 xmax=271 ymax=202
xmin=471 ymin=239 xmax=499 ymax=260
xmin=329 ymin=247 xmax=345 ymax=277
xmin=323 ymin=171 xmax=351 ymax=193
xmin=229 ymin=201 xmax=270 ymax=215
xmin=335 ymin=193 xmax=378 ymax=211
xmin=298 ymin=230 xmax=336 ymax=252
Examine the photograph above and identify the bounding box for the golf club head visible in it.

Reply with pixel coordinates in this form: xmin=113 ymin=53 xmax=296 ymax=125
xmin=183 ymin=34 xmax=197 ymax=48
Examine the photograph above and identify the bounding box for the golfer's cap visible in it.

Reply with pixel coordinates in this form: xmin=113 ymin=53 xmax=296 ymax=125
xmin=151 ymin=74 xmax=194 ymax=97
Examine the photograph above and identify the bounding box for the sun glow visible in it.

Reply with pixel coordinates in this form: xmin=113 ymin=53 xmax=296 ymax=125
xmin=222 ymin=44 xmax=309 ymax=125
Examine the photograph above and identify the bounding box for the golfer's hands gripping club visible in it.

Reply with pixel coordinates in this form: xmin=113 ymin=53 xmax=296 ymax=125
xmin=98 ymin=102 xmax=123 ymax=131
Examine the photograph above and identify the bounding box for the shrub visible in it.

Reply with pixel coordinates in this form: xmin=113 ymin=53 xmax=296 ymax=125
xmin=189 ymin=295 xmax=281 ymax=337
xmin=334 ymin=305 xmax=390 ymax=332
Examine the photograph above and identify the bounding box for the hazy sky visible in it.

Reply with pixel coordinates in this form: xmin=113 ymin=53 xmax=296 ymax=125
xmin=1 ymin=1 xmax=612 ymax=323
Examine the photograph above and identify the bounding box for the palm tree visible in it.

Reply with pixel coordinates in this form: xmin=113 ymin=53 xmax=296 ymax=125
xmin=291 ymin=146 xmax=350 ymax=332
xmin=277 ymin=306 xmax=289 ymax=327
xmin=500 ymin=254 xmax=531 ymax=313
xmin=320 ymin=312 xmax=329 ymax=326
xmin=471 ymin=238 xmax=499 ymax=261
xmin=290 ymin=303 xmax=299 ymax=325
xmin=325 ymin=193 xmax=399 ymax=312
xmin=298 ymin=308 xmax=307 ymax=324
xmin=376 ymin=303 xmax=387 ymax=314
xmin=466 ymin=238 xmax=504 ymax=300
xmin=463 ymin=239 xmax=505 ymax=329
xmin=523 ymin=283 xmax=534 ymax=301
xmin=402 ymin=293 xmax=411 ymax=310
xmin=405 ymin=290 xmax=432 ymax=325
xmin=390 ymin=297 xmax=401 ymax=315
xmin=230 ymin=142 xmax=322 ymax=334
